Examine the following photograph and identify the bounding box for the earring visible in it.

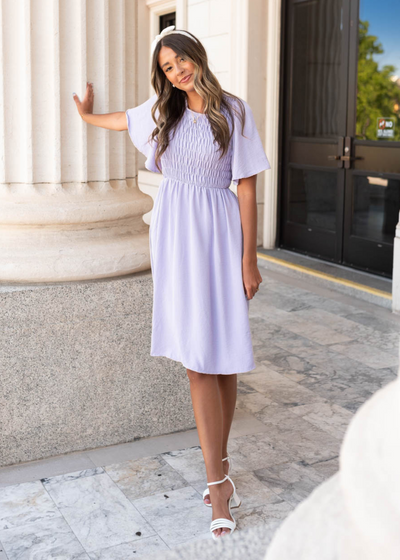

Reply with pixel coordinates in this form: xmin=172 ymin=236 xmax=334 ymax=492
xmin=173 ymin=84 xmax=175 ymax=87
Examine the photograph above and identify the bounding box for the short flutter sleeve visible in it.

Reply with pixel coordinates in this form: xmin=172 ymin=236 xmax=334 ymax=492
xmin=125 ymin=93 xmax=161 ymax=173
xmin=230 ymin=98 xmax=271 ymax=186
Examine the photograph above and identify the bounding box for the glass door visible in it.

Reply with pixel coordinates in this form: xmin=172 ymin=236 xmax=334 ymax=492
xmin=343 ymin=0 xmax=400 ymax=276
xmin=281 ymin=0 xmax=350 ymax=262
xmin=280 ymin=0 xmax=400 ymax=277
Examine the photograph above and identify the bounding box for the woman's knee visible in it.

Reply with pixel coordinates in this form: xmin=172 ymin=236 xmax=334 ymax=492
xmin=186 ymin=368 xmax=208 ymax=383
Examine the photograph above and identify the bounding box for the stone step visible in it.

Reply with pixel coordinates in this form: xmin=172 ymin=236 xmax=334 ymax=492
xmin=256 ymin=249 xmax=392 ymax=310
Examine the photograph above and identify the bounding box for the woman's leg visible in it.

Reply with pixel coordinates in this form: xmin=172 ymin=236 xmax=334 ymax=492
xmin=218 ymin=373 xmax=237 ymax=459
xmin=187 ymin=369 xmax=236 ymax=537
xmin=203 ymin=373 xmax=238 ymax=505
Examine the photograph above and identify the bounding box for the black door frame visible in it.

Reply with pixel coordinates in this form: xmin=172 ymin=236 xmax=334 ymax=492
xmin=342 ymin=0 xmax=400 ymax=276
xmin=277 ymin=0 xmax=400 ymax=278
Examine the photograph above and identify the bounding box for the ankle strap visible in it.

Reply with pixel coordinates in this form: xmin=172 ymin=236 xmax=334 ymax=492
xmin=222 ymin=455 xmax=232 ymax=469
xmin=207 ymin=474 xmax=228 ymax=487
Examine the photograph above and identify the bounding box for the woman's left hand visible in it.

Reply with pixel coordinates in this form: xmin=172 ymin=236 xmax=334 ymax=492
xmin=242 ymin=257 xmax=262 ymax=300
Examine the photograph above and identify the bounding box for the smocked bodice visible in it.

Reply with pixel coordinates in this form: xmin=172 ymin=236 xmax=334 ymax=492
xmin=161 ymin=109 xmax=234 ymax=189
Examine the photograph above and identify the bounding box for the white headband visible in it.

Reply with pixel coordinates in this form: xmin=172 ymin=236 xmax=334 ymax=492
xmin=151 ymin=25 xmax=198 ymax=55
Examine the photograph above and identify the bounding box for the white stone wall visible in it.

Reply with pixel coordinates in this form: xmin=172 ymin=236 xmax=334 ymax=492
xmin=187 ymin=0 xmax=231 ymax=91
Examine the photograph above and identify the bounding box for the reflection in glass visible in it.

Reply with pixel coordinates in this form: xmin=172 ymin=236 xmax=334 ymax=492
xmin=352 ymin=175 xmax=400 ymax=243
xmin=288 ymin=169 xmax=337 ymax=231
xmin=357 ymin=1 xmax=400 ymax=141
xmin=291 ymin=0 xmax=343 ymax=138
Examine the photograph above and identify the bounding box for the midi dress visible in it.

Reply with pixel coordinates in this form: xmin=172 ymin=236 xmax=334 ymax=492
xmin=126 ymin=93 xmax=270 ymax=374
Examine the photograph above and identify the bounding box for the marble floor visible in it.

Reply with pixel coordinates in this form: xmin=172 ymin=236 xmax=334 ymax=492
xmin=0 ymin=261 xmax=399 ymax=560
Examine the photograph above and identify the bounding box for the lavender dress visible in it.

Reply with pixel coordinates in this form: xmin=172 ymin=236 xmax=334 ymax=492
xmin=126 ymin=93 xmax=270 ymax=374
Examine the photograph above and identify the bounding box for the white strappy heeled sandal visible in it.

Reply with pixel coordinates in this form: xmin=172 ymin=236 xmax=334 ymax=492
xmin=207 ymin=474 xmax=238 ymax=539
xmin=202 ymin=456 xmax=241 ymax=508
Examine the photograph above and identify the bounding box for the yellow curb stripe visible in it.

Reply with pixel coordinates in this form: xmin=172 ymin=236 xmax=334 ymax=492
xmin=256 ymin=253 xmax=392 ymax=300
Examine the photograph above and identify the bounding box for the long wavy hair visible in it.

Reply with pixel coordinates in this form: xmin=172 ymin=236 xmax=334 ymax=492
xmin=148 ymin=28 xmax=246 ymax=173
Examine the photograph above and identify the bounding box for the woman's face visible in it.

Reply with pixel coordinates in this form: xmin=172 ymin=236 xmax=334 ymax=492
xmin=158 ymin=46 xmax=196 ymax=91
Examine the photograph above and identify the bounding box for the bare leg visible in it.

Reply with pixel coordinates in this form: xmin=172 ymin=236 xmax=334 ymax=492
xmin=219 ymin=374 xmax=237 ymax=458
xmin=187 ymin=369 xmax=236 ymax=537
xmin=203 ymin=374 xmax=237 ymax=505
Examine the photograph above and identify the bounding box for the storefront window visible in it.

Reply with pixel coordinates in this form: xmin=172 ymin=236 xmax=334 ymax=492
xmin=356 ymin=0 xmax=400 ymax=141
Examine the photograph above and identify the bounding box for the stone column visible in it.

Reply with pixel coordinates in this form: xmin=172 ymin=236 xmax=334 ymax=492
xmin=263 ymin=0 xmax=281 ymax=249
xmin=0 ymin=0 xmax=152 ymax=282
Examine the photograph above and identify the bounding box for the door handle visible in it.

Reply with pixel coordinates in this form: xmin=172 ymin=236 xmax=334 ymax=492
xmin=328 ymin=155 xmax=362 ymax=162
xmin=328 ymin=137 xmax=362 ymax=169
xmin=328 ymin=155 xmax=353 ymax=161
xmin=328 ymin=137 xmax=345 ymax=167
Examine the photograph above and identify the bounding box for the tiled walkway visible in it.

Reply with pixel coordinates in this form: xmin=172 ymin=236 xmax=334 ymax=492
xmin=0 ymin=260 xmax=399 ymax=559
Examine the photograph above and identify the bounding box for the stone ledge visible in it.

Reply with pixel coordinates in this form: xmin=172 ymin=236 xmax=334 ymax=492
xmin=0 ymin=272 xmax=195 ymax=467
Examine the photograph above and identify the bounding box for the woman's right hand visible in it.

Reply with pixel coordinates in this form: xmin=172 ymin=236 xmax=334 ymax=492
xmin=73 ymin=82 xmax=94 ymax=117
xmin=71 ymin=82 xmax=127 ymax=131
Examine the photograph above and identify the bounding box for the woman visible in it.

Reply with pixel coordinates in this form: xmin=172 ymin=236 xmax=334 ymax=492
xmin=73 ymin=25 xmax=270 ymax=539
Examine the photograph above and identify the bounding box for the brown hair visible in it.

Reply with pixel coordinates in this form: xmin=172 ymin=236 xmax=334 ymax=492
xmin=148 ymin=28 xmax=246 ymax=173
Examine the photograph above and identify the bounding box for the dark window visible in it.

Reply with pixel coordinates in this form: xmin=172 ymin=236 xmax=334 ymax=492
xmin=160 ymin=13 xmax=176 ymax=32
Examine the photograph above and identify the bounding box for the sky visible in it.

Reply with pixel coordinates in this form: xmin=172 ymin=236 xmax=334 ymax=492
xmin=360 ymin=0 xmax=400 ymax=76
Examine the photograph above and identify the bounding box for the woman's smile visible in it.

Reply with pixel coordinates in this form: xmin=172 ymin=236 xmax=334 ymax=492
xmin=180 ymin=73 xmax=192 ymax=84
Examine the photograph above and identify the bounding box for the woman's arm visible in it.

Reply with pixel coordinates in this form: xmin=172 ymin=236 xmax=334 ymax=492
xmin=73 ymin=82 xmax=127 ymax=131
xmin=237 ymin=175 xmax=263 ymax=300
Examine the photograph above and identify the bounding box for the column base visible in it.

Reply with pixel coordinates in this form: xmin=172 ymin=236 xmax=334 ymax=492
xmin=0 ymin=180 xmax=153 ymax=282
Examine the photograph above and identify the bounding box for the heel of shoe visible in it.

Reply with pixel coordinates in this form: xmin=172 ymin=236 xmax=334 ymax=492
xmin=230 ymin=489 xmax=241 ymax=509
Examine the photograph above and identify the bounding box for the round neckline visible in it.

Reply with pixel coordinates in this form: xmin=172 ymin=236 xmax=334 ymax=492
xmin=187 ymin=107 xmax=204 ymax=115
xmin=185 ymin=99 xmax=206 ymax=116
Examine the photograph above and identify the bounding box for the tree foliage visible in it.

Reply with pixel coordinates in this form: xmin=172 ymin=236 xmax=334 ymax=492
xmin=356 ymin=20 xmax=400 ymax=141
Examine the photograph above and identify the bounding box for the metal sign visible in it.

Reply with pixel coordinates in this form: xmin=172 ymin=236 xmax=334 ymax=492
xmin=377 ymin=117 xmax=395 ymax=138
